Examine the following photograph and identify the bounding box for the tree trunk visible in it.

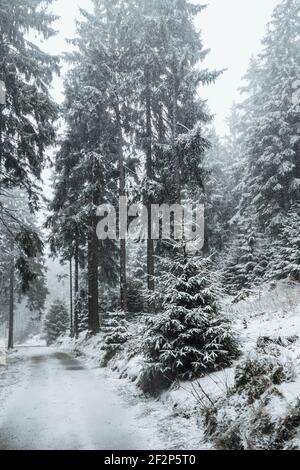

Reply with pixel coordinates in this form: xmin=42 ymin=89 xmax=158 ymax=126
xmin=8 ymin=242 xmax=14 ymax=350
xmin=88 ymin=222 xmax=100 ymax=335
xmin=172 ymin=62 xmax=187 ymax=260
xmin=116 ymin=103 xmax=128 ymax=313
xmin=74 ymin=236 xmax=79 ymax=338
xmin=145 ymin=65 xmax=155 ymax=295
xmin=69 ymin=258 xmax=73 ymax=337
xmin=172 ymin=63 xmax=181 ymax=205
xmin=0 ymin=104 xmax=3 ymax=170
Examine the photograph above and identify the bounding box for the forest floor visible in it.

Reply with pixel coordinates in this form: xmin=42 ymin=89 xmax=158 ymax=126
xmin=0 ymin=343 xmax=206 ymax=450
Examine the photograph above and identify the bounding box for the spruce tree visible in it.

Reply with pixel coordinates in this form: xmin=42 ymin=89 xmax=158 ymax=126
xmin=140 ymin=254 xmax=240 ymax=394
xmin=223 ymin=219 xmax=269 ymax=296
xmin=0 ymin=0 xmax=59 ymax=207
xmin=202 ymin=128 xmax=233 ymax=253
xmin=156 ymin=1 xmax=219 ymax=205
xmin=0 ymin=0 xmax=59 ymax=290
xmin=223 ymin=0 xmax=300 ymax=290
xmin=101 ymin=310 xmax=130 ymax=365
xmin=269 ymin=204 xmax=300 ymax=282
xmin=44 ymin=300 xmax=69 ymax=346
xmin=0 ymin=191 xmax=48 ymax=348
xmin=66 ymin=0 xmax=141 ymax=316
xmin=239 ymin=0 xmax=300 ymax=235
xmin=48 ymin=39 xmax=122 ymax=334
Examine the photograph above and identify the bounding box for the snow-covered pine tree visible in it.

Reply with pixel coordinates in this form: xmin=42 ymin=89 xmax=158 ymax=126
xmin=201 ymin=128 xmax=233 ymax=253
xmin=127 ymin=241 xmax=147 ymax=314
xmin=23 ymin=256 xmax=48 ymax=319
xmin=268 ymin=204 xmax=300 ymax=282
xmin=44 ymin=300 xmax=69 ymax=346
xmin=130 ymin=1 xmax=221 ymax=279
xmin=151 ymin=1 xmax=220 ymax=208
xmin=65 ymin=0 xmax=142 ymax=316
xmin=0 ymin=191 xmax=48 ymax=348
xmin=131 ymin=0 xmax=218 ymax=293
xmin=238 ymin=0 xmax=300 ymax=235
xmin=223 ymin=104 xmax=247 ymax=225
xmin=133 ymin=0 xmax=164 ymax=296
xmin=101 ymin=310 xmax=130 ymax=366
xmin=0 ymin=0 xmax=59 ymax=209
xmin=223 ymin=219 xmax=270 ymax=296
xmin=0 ymin=0 xmax=58 ymax=292
xmin=222 ymin=0 xmax=300 ymax=291
xmin=49 ymin=6 xmax=130 ymax=334
xmin=47 ymin=133 xmax=89 ymax=337
xmin=140 ymin=254 xmax=240 ymax=394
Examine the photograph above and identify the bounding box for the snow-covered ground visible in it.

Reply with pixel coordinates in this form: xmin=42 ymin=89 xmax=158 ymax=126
xmin=0 ymin=343 xmax=207 ymax=450
xmin=1 ymin=281 xmax=300 ymax=450
xmin=62 ymin=280 xmax=300 ymax=450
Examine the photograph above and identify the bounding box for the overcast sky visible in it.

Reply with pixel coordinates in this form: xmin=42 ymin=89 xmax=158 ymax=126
xmin=44 ymin=0 xmax=281 ymax=136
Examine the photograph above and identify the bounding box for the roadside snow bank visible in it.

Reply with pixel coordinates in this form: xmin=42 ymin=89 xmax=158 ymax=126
xmin=0 ymin=348 xmax=31 ymax=422
xmin=58 ymin=332 xmax=105 ymax=367
xmin=202 ymin=281 xmax=300 ymax=450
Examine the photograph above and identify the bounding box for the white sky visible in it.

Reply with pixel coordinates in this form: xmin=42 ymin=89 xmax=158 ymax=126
xmin=44 ymin=0 xmax=281 ymax=136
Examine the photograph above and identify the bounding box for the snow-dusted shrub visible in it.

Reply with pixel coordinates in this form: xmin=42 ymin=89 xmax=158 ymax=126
xmin=275 ymin=399 xmax=300 ymax=449
xmin=139 ymin=255 xmax=240 ymax=396
xmin=44 ymin=300 xmax=69 ymax=346
xmin=203 ymin=400 xmax=245 ymax=450
xmin=256 ymin=335 xmax=298 ymax=353
xmin=235 ymin=351 xmax=295 ymax=404
xmin=203 ymin=346 xmax=298 ymax=450
xmin=205 ymin=392 xmax=300 ymax=450
xmin=100 ymin=310 xmax=130 ymax=366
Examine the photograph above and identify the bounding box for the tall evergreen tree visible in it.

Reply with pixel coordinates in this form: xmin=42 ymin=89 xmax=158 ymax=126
xmin=239 ymin=0 xmax=300 ymax=235
xmin=133 ymin=1 xmax=220 ymax=294
xmin=0 ymin=0 xmax=59 ymax=288
xmin=155 ymin=1 xmax=219 ymax=205
xmin=0 ymin=0 xmax=59 ymax=207
xmin=44 ymin=300 xmax=69 ymax=346
xmin=69 ymin=0 xmax=141 ymax=316
xmin=0 ymin=191 xmax=48 ymax=348
xmin=269 ymin=203 xmax=300 ymax=282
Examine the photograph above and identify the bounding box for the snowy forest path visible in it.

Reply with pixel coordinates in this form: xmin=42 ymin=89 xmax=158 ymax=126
xmin=0 ymin=346 xmax=163 ymax=450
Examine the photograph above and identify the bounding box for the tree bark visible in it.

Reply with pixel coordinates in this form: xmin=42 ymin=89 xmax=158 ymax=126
xmin=116 ymin=103 xmax=128 ymax=313
xmin=8 ymin=242 xmax=14 ymax=350
xmin=69 ymin=258 xmax=73 ymax=337
xmin=172 ymin=62 xmax=181 ymax=205
xmin=87 ymin=154 xmax=100 ymax=335
xmin=145 ymin=65 xmax=155 ymax=295
xmin=172 ymin=61 xmax=187 ymax=260
xmin=0 ymin=104 xmax=3 ymax=170
xmin=0 ymin=71 xmax=4 ymax=170
xmin=74 ymin=236 xmax=79 ymax=338
xmin=88 ymin=219 xmax=100 ymax=335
